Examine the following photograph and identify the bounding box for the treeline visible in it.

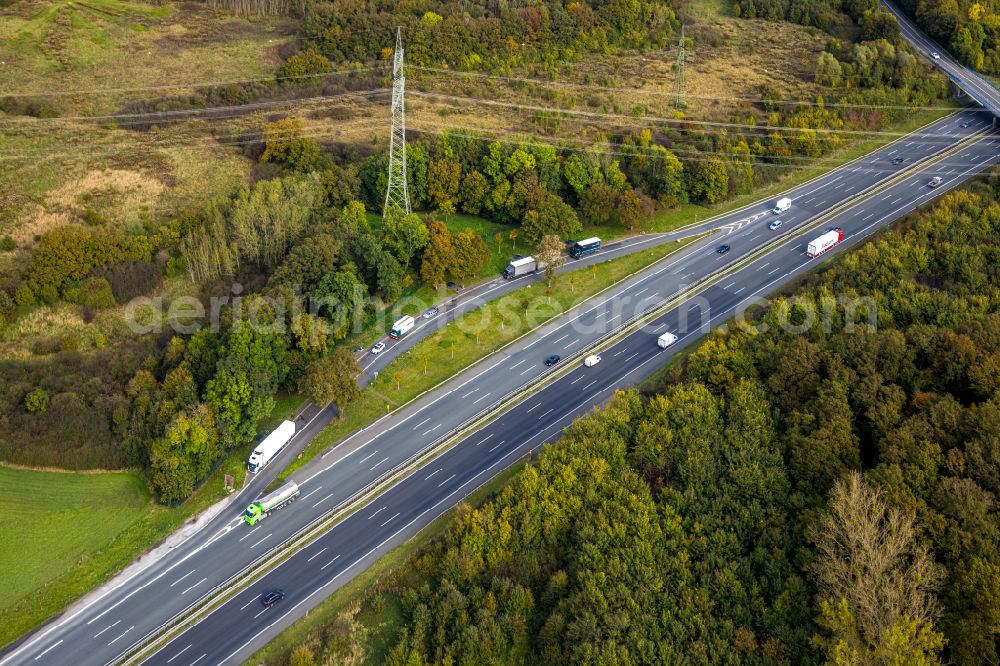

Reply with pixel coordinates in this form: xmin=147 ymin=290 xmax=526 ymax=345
xmin=280 ymin=179 xmax=1000 ymax=666
xmin=897 ymin=0 xmax=1000 ymax=75
xmin=298 ymin=0 xmax=677 ymax=72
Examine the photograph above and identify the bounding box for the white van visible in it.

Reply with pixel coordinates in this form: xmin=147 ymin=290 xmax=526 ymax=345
xmin=772 ymin=197 xmax=792 ymax=214
xmin=927 ymin=177 xmax=942 ymax=188
xmin=583 ymin=354 xmax=601 ymax=367
xmin=657 ymin=332 xmax=678 ymax=348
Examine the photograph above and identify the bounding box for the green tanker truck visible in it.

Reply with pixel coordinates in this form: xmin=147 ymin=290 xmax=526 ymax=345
xmin=244 ymin=481 xmax=300 ymax=526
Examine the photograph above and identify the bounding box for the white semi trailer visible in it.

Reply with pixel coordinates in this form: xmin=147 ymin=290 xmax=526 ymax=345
xmin=247 ymin=419 xmax=296 ymax=474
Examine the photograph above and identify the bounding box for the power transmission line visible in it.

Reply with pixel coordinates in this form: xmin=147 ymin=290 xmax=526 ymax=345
xmin=407 ymin=90 xmax=970 ymax=140
xmin=0 ymin=65 xmax=388 ymax=99
xmin=406 ymin=65 xmax=959 ymax=111
xmin=384 ymin=27 xmax=411 ymax=216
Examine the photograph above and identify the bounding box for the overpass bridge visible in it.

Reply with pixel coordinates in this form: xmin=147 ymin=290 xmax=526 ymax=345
xmin=883 ymin=1 xmax=1000 ymax=124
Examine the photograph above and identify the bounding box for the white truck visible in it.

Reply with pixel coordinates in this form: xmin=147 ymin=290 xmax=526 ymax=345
xmin=247 ymin=419 xmax=296 ymax=474
xmin=583 ymin=354 xmax=601 ymax=367
xmin=389 ymin=315 xmax=415 ymax=339
xmin=503 ymin=256 xmax=546 ymax=279
xmin=772 ymin=197 xmax=792 ymax=214
xmin=657 ymin=332 xmax=678 ymax=348
xmin=243 ymin=481 xmax=300 ymax=526
xmin=806 ymin=228 xmax=844 ymax=257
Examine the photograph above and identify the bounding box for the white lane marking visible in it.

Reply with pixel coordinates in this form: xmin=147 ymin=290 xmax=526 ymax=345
xmin=380 ymin=512 xmax=401 ymax=527
xmin=624 ymin=353 xmax=639 ymax=363
xmin=570 ymin=375 xmax=584 ymax=384
xmin=425 ymin=468 xmax=443 ymax=480
xmin=358 ymin=450 xmax=379 ymax=464
xmin=891 ymin=197 xmax=903 ymax=205
xmin=508 ymin=359 xmax=525 ymax=370
xmin=166 ymin=644 xmax=193 ymax=663
xmin=312 ymin=493 xmax=333 ymax=508
xmin=633 ymin=287 xmax=648 ymax=297
xmin=735 ymin=287 xmax=746 ymax=294
xmin=768 ymin=266 xmax=782 ymax=275
xmin=437 ymin=474 xmax=457 ymax=487
xmin=519 ymin=365 xmax=535 ymax=376
xmin=473 ymin=392 xmax=492 ymax=404
xmin=412 ymin=417 xmax=431 ymax=430
xmin=307 ymin=547 xmax=328 ymax=563
xmin=93 ymin=621 xmax=121 ymax=638
xmin=476 ymin=434 xmax=493 ymax=446
xmin=526 ymin=403 xmax=542 ymax=413
xmin=759 ymin=262 xmax=769 ymax=269
xmin=489 ymin=440 xmax=507 ymax=453
xmin=420 ymin=423 xmax=442 ymax=436
xmin=583 ymin=380 xmax=598 ymax=390
xmin=370 ymin=456 xmax=390 ymax=470
xmin=33 ymin=640 xmax=63 ymax=661
xmin=169 ymin=570 xmax=196 ymax=587
xmin=538 ymin=408 xmax=554 ymax=420
xmin=369 ymin=507 xmax=385 ymax=519
xmin=250 ymin=534 xmax=271 ymax=549
xmin=181 ymin=578 xmax=207 ymax=595
xmin=321 ymin=555 xmax=342 ymax=570
xmin=614 ymin=347 xmax=628 ymax=356
xmin=253 ymin=607 xmax=269 ymax=619
xmin=552 ymin=333 xmax=570 ymax=344
xmin=107 ymin=625 xmax=134 ymax=646
xmin=563 ymin=338 xmax=580 ymax=349
xmin=240 ymin=598 xmax=257 ymax=611
xmin=300 ymin=487 xmax=322 ymax=502
xmin=239 ymin=529 xmax=259 ymax=543
xmin=460 ymin=388 xmax=479 ymax=398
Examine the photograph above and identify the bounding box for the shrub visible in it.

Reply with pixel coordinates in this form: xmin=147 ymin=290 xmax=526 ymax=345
xmin=24 ymin=388 xmax=49 ymax=414
xmin=63 ymin=277 xmax=117 ymax=309
xmin=0 ymin=235 xmax=14 ymax=252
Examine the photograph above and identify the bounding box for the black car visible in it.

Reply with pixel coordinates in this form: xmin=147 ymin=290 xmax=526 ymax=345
xmin=544 ymin=355 xmax=561 ymax=366
xmin=261 ymin=590 xmax=285 ymax=607
xmin=890 ymin=157 xmax=904 ymax=165
xmin=716 ymin=244 xmax=730 ymax=254
xmin=962 ymin=121 xmax=971 ymax=128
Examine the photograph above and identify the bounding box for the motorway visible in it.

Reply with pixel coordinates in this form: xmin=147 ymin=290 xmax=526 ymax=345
xmin=884 ymin=0 xmax=1000 ymax=117
xmin=3 ymin=108 xmax=997 ymax=666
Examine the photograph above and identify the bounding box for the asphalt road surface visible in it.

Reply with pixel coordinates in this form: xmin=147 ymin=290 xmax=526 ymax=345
xmin=884 ymin=0 xmax=1000 ymax=117
xmin=4 ymin=109 xmax=997 ymax=666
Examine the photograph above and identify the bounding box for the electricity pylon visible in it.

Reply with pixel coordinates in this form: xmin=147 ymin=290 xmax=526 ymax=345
xmin=384 ymin=26 xmax=411 ymax=217
xmin=673 ymin=24 xmax=686 ymax=110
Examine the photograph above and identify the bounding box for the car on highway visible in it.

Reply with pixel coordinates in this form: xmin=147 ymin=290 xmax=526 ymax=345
xmin=716 ymin=244 xmax=730 ymax=254
xmin=768 ymin=220 xmax=783 ymax=231
xmin=931 ymin=51 xmax=941 ymax=59
xmin=583 ymin=354 xmax=601 ymax=367
xmin=928 ymin=176 xmax=942 ymax=188
xmin=260 ymin=590 xmax=285 ymax=607
xmin=370 ymin=341 xmax=386 ymax=354
xmin=890 ymin=157 xmax=905 ymax=165
xmin=423 ymin=307 xmax=439 ymax=319
xmin=962 ymin=121 xmax=971 ymax=128
xmin=544 ymin=354 xmax=561 ymax=366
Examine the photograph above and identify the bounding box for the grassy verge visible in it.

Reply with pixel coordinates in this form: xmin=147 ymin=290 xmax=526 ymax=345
xmin=279 ymin=235 xmax=699 ymax=480
xmin=244 ymin=461 xmax=527 ymax=666
xmin=0 ymin=396 xmax=303 ymax=649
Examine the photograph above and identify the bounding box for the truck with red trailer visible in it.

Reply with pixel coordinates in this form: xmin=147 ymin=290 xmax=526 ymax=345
xmin=806 ymin=228 xmax=844 ymax=257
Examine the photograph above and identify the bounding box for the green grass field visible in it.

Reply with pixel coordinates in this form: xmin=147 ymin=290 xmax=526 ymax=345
xmin=0 ymin=465 xmax=149 ymax=611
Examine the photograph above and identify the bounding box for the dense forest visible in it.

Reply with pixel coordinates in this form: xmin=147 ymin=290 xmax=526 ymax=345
xmin=277 ymin=177 xmax=1000 ymax=665
xmin=0 ymin=0 xmax=952 ymax=504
